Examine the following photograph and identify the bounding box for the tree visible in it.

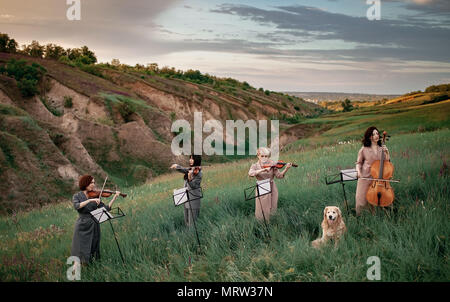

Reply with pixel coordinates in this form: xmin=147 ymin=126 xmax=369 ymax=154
xmin=146 ymin=63 xmax=159 ymax=73
xmin=134 ymin=63 xmax=145 ymax=71
xmin=80 ymin=46 xmax=97 ymax=64
xmin=6 ymin=38 xmax=18 ymax=53
xmin=0 ymin=33 xmax=18 ymax=53
xmin=341 ymin=98 xmax=354 ymax=112
xmin=44 ymin=43 xmax=67 ymax=60
xmin=22 ymin=40 xmax=45 ymax=58
xmin=111 ymin=58 xmax=121 ymax=67
xmin=0 ymin=33 xmax=9 ymax=52
xmin=66 ymin=46 xmax=97 ymax=65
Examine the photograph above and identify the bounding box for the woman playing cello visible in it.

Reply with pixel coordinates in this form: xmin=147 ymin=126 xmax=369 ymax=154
xmin=355 ymin=127 xmax=390 ymax=216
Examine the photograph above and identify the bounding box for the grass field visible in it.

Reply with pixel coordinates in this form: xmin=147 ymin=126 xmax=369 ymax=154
xmin=283 ymin=99 xmax=450 ymax=151
xmin=0 ymin=127 xmax=448 ymax=281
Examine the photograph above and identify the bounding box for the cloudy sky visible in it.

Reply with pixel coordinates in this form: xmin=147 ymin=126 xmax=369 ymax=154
xmin=1 ymin=0 xmax=449 ymax=94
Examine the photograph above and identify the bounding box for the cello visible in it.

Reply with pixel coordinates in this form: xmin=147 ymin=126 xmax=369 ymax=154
xmin=366 ymin=131 xmax=395 ymax=207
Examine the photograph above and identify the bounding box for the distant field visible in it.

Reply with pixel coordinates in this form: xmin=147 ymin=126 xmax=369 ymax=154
xmin=282 ymin=98 xmax=450 ymax=151
xmin=0 ymin=128 xmax=448 ymax=281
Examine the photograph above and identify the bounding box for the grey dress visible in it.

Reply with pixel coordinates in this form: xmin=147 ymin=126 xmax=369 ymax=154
xmin=71 ymin=191 xmax=111 ymax=264
xmin=175 ymin=165 xmax=202 ymax=227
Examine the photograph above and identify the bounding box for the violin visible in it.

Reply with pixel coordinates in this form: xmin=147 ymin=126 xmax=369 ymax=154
xmin=188 ymin=166 xmax=202 ymax=175
xmin=87 ymin=189 xmax=127 ymax=198
xmin=185 ymin=166 xmax=202 ymax=181
xmin=366 ymin=131 xmax=395 ymax=207
xmin=261 ymin=160 xmax=298 ymax=169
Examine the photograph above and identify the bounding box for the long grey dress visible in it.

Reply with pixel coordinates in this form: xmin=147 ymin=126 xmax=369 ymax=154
xmin=71 ymin=191 xmax=111 ymax=264
xmin=175 ymin=165 xmax=202 ymax=227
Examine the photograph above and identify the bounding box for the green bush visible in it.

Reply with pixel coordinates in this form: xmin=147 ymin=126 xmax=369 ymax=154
xmin=58 ymin=56 xmax=76 ymax=67
xmin=117 ymin=101 xmax=135 ymax=122
xmin=63 ymin=96 xmax=73 ymax=108
xmin=0 ymin=59 xmax=47 ymax=97
xmin=39 ymin=96 xmax=62 ymax=116
xmin=423 ymin=93 xmax=449 ymax=105
xmin=77 ymin=62 xmax=103 ymax=78
xmin=17 ymin=78 xmax=39 ymax=97
xmin=341 ymin=99 xmax=354 ymax=112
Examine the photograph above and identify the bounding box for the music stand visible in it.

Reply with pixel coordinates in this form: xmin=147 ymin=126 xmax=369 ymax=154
xmin=325 ymin=169 xmax=358 ymax=214
xmin=90 ymin=206 xmax=126 ymax=264
xmin=172 ymin=187 xmax=203 ymax=249
xmin=244 ymin=179 xmax=272 ymax=236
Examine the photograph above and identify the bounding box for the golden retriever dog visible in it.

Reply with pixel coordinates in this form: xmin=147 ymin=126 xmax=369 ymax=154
xmin=312 ymin=206 xmax=346 ymax=249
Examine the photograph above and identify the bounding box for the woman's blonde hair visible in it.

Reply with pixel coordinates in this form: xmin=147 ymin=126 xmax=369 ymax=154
xmin=257 ymin=147 xmax=271 ymax=157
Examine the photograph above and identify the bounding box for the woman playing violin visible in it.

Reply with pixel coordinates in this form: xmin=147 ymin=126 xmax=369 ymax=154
xmin=355 ymin=127 xmax=390 ymax=216
xmin=70 ymin=175 xmax=121 ymax=264
xmin=248 ymin=147 xmax=292 ymax=221
xmin=170 ymin=155 xmax=203 ymax=227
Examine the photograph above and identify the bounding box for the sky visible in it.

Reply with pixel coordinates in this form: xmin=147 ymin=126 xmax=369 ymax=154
xmin=0 ymin=0 xmax=449 ymax=94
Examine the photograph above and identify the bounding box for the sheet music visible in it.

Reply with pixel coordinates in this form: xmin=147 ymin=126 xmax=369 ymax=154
xmin=173 ymin=187 xmax=188 ymax=206
xmin=90 ymin=207 xmax=113 ymax=223
xmin=257 ymin=179 xmax=272 ymax=194
xmin=341 ymin=169 xmax=358 ymax=181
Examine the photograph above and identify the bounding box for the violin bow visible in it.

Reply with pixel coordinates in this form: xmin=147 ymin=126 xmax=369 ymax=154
xmin=98 ymin=175 xmax=108 ymax=205
xmin=359 ymin=177 xmax=400 ymax=183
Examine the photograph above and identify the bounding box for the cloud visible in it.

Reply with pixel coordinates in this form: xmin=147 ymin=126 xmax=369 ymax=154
xmin=209 ymin=4 xmax=450 ymax=62
xmin=0 ymin=0 xmax=447 ymax=93
xmin=0 ymin=0 xmax=182 ymax=57
xmin=384 ymin=0 xmax=450 ymax=15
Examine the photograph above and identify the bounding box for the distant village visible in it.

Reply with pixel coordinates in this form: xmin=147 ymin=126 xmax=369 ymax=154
xmin=285 ymin=92 xmax=400 ymax=104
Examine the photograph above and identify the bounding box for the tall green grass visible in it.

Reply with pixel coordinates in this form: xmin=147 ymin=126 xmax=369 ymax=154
xmin=0 ymin=129 xmax=448 ymax=281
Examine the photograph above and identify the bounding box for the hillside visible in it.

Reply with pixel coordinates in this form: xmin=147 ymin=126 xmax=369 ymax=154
xmin=280 ymin=94 xmax=450 ymax=150
xmin=0 ymin=52 xmax=322 ymax=214
xmin=313 ymin=88 xmax=449 ymax=112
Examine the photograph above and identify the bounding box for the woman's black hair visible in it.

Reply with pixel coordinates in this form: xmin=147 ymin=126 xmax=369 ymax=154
xmin=184 ymin=155 xmax=202 ymax=180
xmin=190 ymin=154 xmax=202 ymax=167
xmin=362 ymin=126 xmax=382 ymax=147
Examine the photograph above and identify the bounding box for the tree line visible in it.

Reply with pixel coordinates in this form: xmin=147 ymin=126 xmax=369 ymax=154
xmin=0 ymin=33 xmax=97 ymax=65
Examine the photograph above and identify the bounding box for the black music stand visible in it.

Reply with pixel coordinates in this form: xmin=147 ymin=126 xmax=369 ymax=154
xmin=173 ymin=187 xmax=203 ymax=250
xmin=244 ymin=179 xmax=272 ymax=236
xmin=90 ymin=206 xmax=126 ymax=263
xmin=325 ymin=169 xmax=358 ymax=215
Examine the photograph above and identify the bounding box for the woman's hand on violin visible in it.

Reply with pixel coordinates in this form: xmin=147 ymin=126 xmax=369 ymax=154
xmin=114 ymin=191 xmax=121 ymax=198
xmin=187 ymin=170 xmax=194 ymax=181
xmin=170 ymin=164 xmax=178 ymax=169
xmin=260 ymin=167 xmax=271 ymax=173
xmin=90 ymin=198 xmax=100 ymax=205
xmin=286 ymin=163 xmax=293 ymax=169
xmin=382 ymin=146 xmax=389 ymax=152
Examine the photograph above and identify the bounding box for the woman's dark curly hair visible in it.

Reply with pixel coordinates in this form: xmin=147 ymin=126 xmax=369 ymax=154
xmin=79 ymin=175 xmax=94 ymax=190
xmin=362 ymin=126 xmax=382 ymax=147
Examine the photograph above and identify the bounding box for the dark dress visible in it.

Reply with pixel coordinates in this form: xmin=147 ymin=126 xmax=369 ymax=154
xmin=175 ymin=165 xmax=202 ymax=227
xmin=71 ymin=191 xmax=110 ymax=264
